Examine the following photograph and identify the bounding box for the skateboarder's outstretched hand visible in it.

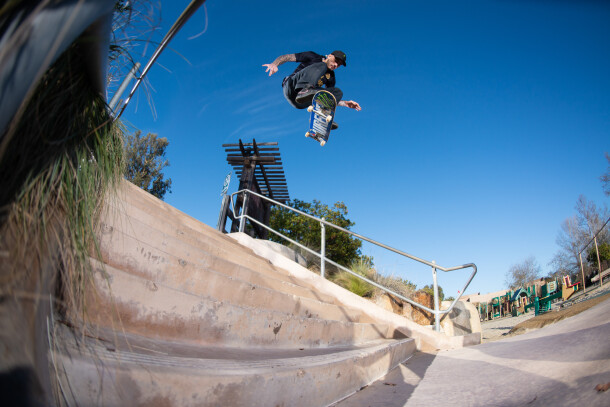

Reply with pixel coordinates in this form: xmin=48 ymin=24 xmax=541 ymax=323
xmin=339 ymin=100 xmax=362 ymax=111
xmin=263 ymin=54 xmax=297 ymax=77
xmin=262 ymin=63 xmax=278 ymax=76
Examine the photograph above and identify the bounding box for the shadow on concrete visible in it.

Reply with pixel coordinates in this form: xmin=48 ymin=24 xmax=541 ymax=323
xmin=334 ymin=351 xmax=437 ymax=406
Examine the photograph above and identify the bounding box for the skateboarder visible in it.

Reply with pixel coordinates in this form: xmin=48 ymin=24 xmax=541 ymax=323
xmin=263 ymin=51 xmax=362 ymax=113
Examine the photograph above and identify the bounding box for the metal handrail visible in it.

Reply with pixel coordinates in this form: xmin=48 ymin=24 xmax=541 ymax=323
xmin=113 ymin=0 xmax=207 ymax=121
xmin=229 ymin=189 xmax=477 ymax=332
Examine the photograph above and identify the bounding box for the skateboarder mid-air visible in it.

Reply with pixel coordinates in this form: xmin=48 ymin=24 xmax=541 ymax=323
xmin=263 ymin=51 xmax=361 ymax=129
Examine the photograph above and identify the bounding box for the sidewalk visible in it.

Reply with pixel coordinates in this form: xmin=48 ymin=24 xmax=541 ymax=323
xmin=336 ymin=295 xmax=610 ymax=406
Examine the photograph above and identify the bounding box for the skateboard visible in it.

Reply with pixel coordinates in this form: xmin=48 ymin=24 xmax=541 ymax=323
xmin=305 ymin=90 xmax=336 ymax=146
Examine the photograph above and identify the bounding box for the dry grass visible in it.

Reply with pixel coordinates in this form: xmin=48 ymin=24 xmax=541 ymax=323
xmin=327 ymin=259 xmax=417 ymax=302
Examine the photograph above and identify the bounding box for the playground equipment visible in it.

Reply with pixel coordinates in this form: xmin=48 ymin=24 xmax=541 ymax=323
xmin=528 ymin=280 xmax=562 ymax=315
xmin=490 ymin=297 xmax=503 ymax=319
xmin=474 ymin=275 xmax=584 ymax=320
xmin=475 ymin=275 xmax=584 ymax=320
xmin=477 ymin=302 xmax=488 ymax=321
xmin=561 ymin=275 xmax=581 ymax=301
xmin=478 ymin=294 xmax=510 ymax=320
xmin=510 ymin=288 xmax=529 ymax=316
xmin=522 ymin=277 xmax=581 ymax=315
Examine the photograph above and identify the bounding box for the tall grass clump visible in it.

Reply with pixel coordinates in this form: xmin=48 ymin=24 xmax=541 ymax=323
xmin=0 ymin=39 xmax=124 ymax=317
xmin=330 ymin=259 xmax=377 ymax=298
xmin=329 ymin=258 xmax=418 ymax=303
xmin=374 ymin=273 xmax=417 ymax=300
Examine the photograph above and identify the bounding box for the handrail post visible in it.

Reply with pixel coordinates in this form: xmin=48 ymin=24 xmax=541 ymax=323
xmin=579 ymin=252 xmax=586 ymax=292
xmin=320 ymin=218 xmax=326 ymax=279
xmin=239 ymin=192 xmax=248 ymax=233
xmin=432 ymin=260 xmax=440 ymax=332
xmin=594 ymin=236 xmax=603 ymax=287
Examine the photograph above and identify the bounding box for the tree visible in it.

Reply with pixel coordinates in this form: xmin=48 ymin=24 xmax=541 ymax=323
xmin=549 ymin=196 xmax=609 ymax=277
xmin=269 ymin=199 xmax=363 ymax=268
xmin=575 ymin=195 xmax=609 ymax=241
xmin=124 ymin=131 xmax=172 ymax=199
xmin=587 ymin=242 xmax=610 ymax=270
xmin=505 ymin=256 xmax=541 ymax=290
xmin=601 ymin=152 xmax=610 ymax=197
xmin=421 ymin=284 xmax=444 ymax=302
xmin=550 ymin=215 xmax=585 ymax=277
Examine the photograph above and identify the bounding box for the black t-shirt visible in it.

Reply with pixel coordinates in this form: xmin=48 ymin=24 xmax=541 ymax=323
xmin=290 ymin=51 xmax=336 ymax=88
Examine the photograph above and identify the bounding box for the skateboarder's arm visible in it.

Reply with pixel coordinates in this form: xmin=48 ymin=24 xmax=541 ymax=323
xmin=262 ymin=54 xmax=296 ymax=76
xmin=338 ymin=100 xmax=362 ymax=111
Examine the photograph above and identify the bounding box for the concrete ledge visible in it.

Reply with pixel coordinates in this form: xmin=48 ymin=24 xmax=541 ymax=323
xmin=55 ymin=325 xmax=416 ymax=407
xmin=253 ymin=240 xmax=308 ymax=267
xmin=440 ymin=300 xmax=482 ymax=337
xmin=229 ymin=232 xmax=481 ymax=350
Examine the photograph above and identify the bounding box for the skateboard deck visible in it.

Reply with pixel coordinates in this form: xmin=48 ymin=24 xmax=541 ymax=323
xmin=305 ymin=90 xmax=336 ymax=146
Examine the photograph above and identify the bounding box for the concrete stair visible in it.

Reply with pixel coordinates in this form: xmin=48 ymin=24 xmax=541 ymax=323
xmin=85 ymin=258 xmax=390 ymax=348
xmin=53 ymin=181 xmax=417 ymax=406
xmin=55 ymin=324 xmax=415 ymax=407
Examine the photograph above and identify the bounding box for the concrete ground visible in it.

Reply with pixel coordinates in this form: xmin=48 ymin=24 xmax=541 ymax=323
xmin=335 ymin=294 xmax=610 ymax=406
xmin=481 ymin=312 xmax=536 ymax=342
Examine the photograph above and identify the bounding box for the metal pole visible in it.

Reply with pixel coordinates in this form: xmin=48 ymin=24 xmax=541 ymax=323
xmin=239 ymin=193 xmax=248 ymax=233
xmin=320 ymin=219 xmax=326 ymax=278
xmin=217 ymin=194 xmax=230 ymax=232
xmin=432 ymin=261 xmax=440 ymax=332
xmin=594 ymin=236 xmax=603 ymax=287
xmin=114 ymin=0 xmax=207 ymax=121
xmin=579 ymin=252 xmax=587 ymax=292
xmin=109 ymin=62 xmax=140 ymax=112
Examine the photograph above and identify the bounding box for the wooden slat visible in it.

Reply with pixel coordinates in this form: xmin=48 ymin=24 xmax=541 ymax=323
xmin=236 ymin=171 xmax=285 ymax=175
xmin=222 ymin=142 xmax=278 ymax=147
xmin=227 ymin=158 xmax=281 ymax=163
xmin=224 ymin=139 xmax=289 ymax=202
xmin=238 ymin=176 xmax=286 ymax=181
xmin=227 ymin=157 xmax=279 ymax=162
xmin=226 ymin=153 xmax=280 ymax=157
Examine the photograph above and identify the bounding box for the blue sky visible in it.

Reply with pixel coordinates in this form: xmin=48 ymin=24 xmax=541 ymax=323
xmin=116 ymin=0 xmax=610 ymax=297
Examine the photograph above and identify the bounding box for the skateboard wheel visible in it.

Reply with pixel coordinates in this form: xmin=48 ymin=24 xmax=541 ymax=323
xmin=325 ymin=115 xmax=332 ymax=123
xmin=307 ymin=106 xmax=314 ymax=112
xmin=320 ymin=140 xmax=326 ymax=146
xmin=305 ymin=132 xmax=310 ymax=138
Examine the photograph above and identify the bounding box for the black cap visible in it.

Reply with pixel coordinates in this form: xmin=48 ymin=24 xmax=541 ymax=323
xmin=331 ymin=50 xmax=347 ymax=67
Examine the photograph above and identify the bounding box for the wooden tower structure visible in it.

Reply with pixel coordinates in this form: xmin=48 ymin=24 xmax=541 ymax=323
xmin=218 ymin=139 xmax=289 ymax=238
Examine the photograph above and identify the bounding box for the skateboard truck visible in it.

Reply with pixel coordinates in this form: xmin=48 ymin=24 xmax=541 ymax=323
xmin=307 ymin=105 xmax=333 ymax=123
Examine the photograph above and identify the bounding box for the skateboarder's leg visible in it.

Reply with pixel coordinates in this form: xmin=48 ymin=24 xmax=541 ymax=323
xmin=321 ymin=87 xmax=342 ymax=131
xmin=324 ymin=87 xmax=343 ymax=103
xmin=293 ymin=62 xmax=334 ymax=105
xmin=283 ymin=62 xmax=343 ymax=109
xmin=282 ymin=77 xmax=300 ymax=109
xmin=292 ymin=62 xmax=328 ymax=90
xmin=283 ymin=75 xmax=311 ymax=109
